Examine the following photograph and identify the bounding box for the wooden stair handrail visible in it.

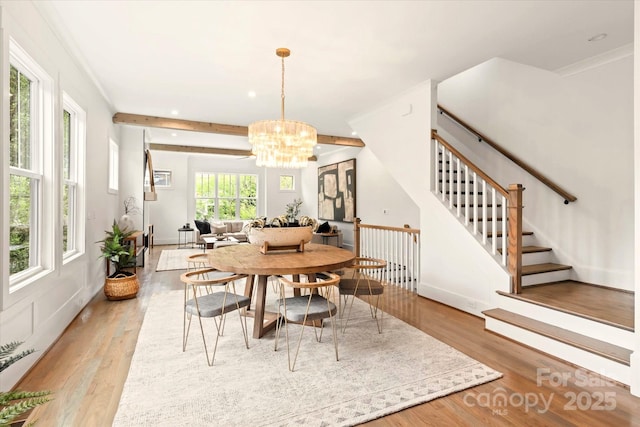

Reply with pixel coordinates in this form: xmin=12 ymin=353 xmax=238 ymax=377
xmin=432 ymin=131 xmax=524 ymax=293
xmin=354 ymin=218 xmax=421 ymax=258
xmin=437 ymin=104 xmax=577 ymax=204
xmin=432 ymin=130 xmax=509 ymax=198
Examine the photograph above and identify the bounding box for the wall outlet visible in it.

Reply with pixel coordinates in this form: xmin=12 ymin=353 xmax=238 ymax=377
xmin=466 ymin=299 xmax=477 ymax=309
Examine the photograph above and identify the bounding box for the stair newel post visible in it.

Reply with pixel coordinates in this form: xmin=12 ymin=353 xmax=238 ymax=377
xmin=507 ymin=184 xmax=523 ymax=294
xmin=354 ymin=217 xmax=361 ymax=257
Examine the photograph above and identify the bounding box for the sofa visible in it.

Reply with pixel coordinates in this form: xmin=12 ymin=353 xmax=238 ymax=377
xmin=193 ymin=220 xmax=249 ymax=246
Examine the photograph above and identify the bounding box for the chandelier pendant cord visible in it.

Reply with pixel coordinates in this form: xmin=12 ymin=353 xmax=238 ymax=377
xmin=280 ymin=52 xmax=286 ymax=122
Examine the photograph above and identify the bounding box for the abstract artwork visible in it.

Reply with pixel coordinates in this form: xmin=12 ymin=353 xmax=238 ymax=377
xmin=318 ymin=158 xmax=356 ymax=222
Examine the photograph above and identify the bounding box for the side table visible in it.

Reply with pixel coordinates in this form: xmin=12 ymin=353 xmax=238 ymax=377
xmin=315 ymin=232 xmax=340 ymax=247
xmin=177 ymin=228 xmax=194 ymax=249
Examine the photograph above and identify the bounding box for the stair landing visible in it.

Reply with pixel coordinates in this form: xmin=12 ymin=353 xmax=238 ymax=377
xmin=483 ymin=308 xmax=632 ymax=365
xmin=497 ymin=280 xmax=634 ymax=331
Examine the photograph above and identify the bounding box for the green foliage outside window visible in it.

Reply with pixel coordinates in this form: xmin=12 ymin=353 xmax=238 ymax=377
xmin=9 ymin=64 xmax=34 ymax=275
xmin=9 ymin=65 xmax=31 ymax=170
xmin=62 ymin=110 xmax=71 ymax=253
xmin=194 ymin=172 xmax=257 ymax=220
xmin=279 ymin=175 xmax=294 ymax=191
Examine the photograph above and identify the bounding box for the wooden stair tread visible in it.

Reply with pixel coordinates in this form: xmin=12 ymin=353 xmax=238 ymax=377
xmin=497 ymin=281 xmax=634 ymax=331
xmin=498 ymin=245 xmax=552 ymax=255
xmin=522 ymin=263 xmax=572 ymax=275
xmin=483 ymin=308 xmax=631 ymax=365
xmin=486 ymin=230 xmax=533 ymax=238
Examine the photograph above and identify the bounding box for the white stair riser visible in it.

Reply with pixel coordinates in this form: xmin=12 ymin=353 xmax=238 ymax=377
xmin=522 ymin=269 xmax=571 ymax=286
xmin=495 ymin=295 xmax=633 ymax=349
xmin=489 ymin=235 xmax=536 ymax=248
xmin=522 ymin=251 xmax=553 ymax=265
xmin=469 ymin=220 xmax=504 ymax=228
xmin=485 ymin=317 xmax=630 ymax=385
xmin=441 ymin=194 xmax=494 ymax=205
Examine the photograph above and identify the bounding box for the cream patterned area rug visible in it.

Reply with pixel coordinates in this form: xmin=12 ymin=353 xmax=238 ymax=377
xmin=156 ymin=249 xmax=204 ymax=271
xmin=113 ymin=290 xmax=502 ymax=426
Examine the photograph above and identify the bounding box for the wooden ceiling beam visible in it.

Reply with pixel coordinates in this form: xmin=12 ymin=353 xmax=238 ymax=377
xmin=148 ymin=143 xmax=317 ymax=162
xmin=113 ymin=112 xmax=365 ymax=147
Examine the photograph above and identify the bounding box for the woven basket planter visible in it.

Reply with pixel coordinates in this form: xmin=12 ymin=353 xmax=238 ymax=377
xmin=104 ymin=272 xmax=139 ymax=301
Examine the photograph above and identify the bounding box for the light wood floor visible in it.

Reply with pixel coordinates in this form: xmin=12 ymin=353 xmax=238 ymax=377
xmin=17 ymin=246 xmax=640 ymax=426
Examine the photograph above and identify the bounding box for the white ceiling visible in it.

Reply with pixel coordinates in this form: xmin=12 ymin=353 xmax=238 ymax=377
xmin=36 ymin=1 xmax=634 ymax=156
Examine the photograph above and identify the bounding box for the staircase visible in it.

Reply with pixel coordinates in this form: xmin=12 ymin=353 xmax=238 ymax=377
xmin=432 ymin=130 xmax=634 ymax=385
xmin=484 ymin=282 xmax=633 ymax=384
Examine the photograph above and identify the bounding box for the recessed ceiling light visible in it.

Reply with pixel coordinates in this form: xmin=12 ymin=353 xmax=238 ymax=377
xmin=351 ymin=131 xmax=357 ymax=136
xmin=316 ymin=146 xmax=322 ymax=150
xmin=588 ymin=33 xmax=607 ymax=42
xmin=248 ymin=91 xmax=256 ymax=98
xmin=170 ymin=109 xmax=179 ymax=115
xmin=171 ymin=132 xmax=177 ymax=137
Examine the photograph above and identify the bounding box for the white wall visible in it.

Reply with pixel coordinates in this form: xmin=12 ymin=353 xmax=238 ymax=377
xmin=119 ymin=127 xmax=145 ymax=232
xmin=300 ymin=145 xmax=420 ymax=251
xmin=141 ymin=149 xmax=304 ymax=245
xmin=349 ymin=80 xmax=510 ymax=316
xmin=0 ymin=1 xmax=118 ymax=389
xmin=630 ymin=0 xmax=639 ymax=399
xmin=438 ymin=56 xmax=634 ymax=290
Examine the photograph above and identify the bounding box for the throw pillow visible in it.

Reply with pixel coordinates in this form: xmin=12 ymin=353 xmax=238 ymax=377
xmin=194 ymin=219 xmax=211 ymax=235
xmin=210 ymin=225 xmax=228 ymax=235
xmin=317 ymin=221 xmax=331 ymax=233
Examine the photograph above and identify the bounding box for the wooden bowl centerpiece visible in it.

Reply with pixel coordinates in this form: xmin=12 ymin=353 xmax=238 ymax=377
xmin=247 ymin=225 xmax=313 ymax=247
xmin=244 ymin=216 xmax=318 ymax=253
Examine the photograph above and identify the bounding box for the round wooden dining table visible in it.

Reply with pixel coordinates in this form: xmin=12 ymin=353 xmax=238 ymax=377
xmin=208 ymin=243 xmax=355 ymax=338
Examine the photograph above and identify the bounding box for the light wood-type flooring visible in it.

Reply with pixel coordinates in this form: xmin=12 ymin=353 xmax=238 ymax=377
xmin=16 ymin=246 xmax=640 ymax=426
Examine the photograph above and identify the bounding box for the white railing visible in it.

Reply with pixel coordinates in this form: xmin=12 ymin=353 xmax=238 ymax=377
xmin=432 ymin=131 xmax=509 ymax=266
xmin=354 ymin=219 xmax=420 ymax=291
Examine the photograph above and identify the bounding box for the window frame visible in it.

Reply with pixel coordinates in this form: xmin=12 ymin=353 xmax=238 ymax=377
xmin=108 ymin=138 xmax=119 ymax=194
xmin=279 ymin=175 xmax=295 ymax=192
xmin=194 ymin=172 xmax=258 ymax=221
xmin=7 ymin=38 xmax=55 ymax=294
xmin=144 ymin=169 xmax=172 ymax=189
xmin=61 ymin=92 xmax=86 ymax=262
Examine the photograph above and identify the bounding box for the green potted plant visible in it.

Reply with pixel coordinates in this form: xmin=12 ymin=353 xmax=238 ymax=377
xmin=97 ymin=220 xmax=139 ymax=300
xmin=285 ymin=198 xmax=303 ymax=225
xmin=0 ymin=341 xmax=51 ymax=426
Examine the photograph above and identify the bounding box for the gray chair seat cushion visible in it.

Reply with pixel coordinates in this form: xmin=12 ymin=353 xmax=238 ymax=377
xmin=339 ymin=278 xmax=384 ymax=296
xmin=186 ymin=292 xmax=250 ymax=317
xmin=277 ymin=295 xmax=337 ymax=322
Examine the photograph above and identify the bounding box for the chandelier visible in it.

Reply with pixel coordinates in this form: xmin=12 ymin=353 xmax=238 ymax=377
xmin=248 ymin=48 xmax=317 ymax=168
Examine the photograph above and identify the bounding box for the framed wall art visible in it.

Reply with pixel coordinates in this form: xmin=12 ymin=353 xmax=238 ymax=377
xmin=318 ymin=158 xmax=356 ymax=222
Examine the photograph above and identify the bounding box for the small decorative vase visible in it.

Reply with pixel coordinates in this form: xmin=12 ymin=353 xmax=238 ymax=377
xmin=118 ymin=214 xmax=135 ymax=232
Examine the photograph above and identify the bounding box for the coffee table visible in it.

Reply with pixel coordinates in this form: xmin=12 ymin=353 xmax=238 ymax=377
xmin=208 ymin=243 xmax=355 ymax=338
xmin=202 ymin=235 xmax=238 ymax=251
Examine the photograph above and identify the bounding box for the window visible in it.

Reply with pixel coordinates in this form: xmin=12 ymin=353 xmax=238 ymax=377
xmin=62 ymin=93 xmax=86 ymax=260
xmin=108 ymin=138 xmax=118 ymax=193
xmin=8 ymin=39 xmax=54 ymax=288
xmin=195 ymin=173 xmax=257 ymax=221
xmin=144 ymin=169 xmax=172 ymax=188
xmin=280 ymin=175 xmax=295 ymax=191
